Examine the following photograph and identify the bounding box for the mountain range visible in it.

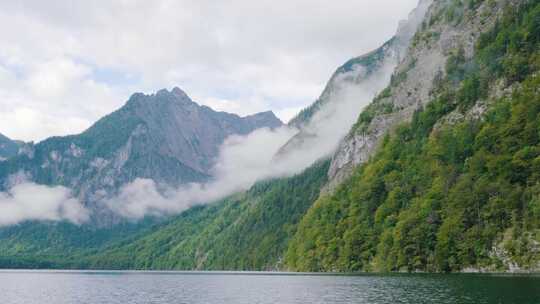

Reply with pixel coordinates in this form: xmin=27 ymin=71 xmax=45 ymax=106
xmin=0 ymin=88 xmax=281 ymax=224
xmin=1 ymin=0 xmax=539 ymax=273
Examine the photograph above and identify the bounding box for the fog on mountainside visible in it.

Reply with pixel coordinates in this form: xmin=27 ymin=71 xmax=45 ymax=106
xmin=105 ymin=1 xmax=432 ymax=219
xmin=107 ymin=44 xmax=399 ymax=219
xmin=0 ymin=0 xmax=430 ymax=224
xmin=0 ymin=89 xmax=282 ymax=226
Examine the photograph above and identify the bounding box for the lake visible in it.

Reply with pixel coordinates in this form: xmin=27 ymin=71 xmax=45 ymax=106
xmin=0 ymin=270 xmax=538 ymax=304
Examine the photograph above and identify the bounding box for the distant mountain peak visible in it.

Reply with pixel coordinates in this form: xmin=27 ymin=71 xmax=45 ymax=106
xmin=245 ymin=110 xmax=279 ymax=120
xmin=125 ymin=88 xmax=282 ymax=129
xmin=126 ymin=87 xmax=193 ymax=110
xmin=171 ymin=86 xmax=189 ymax=98
xmin=0 ymin=86 xmax=283 ymax=225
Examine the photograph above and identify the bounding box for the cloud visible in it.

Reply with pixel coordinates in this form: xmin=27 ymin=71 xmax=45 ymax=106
xmin=0 ymin=0 xmax=420 ymax=141
xmin=106 ymin=126 xmax=297 ymax=218
xmin=0 ymin=182 xmax=89 ymax=226
xmin=0 ymin=57 xmax=128 ymax=142
xmin=107 ymin=54 xmax=396 ymax=219
xmin=0 ymin=1 xmax=427 ymax=223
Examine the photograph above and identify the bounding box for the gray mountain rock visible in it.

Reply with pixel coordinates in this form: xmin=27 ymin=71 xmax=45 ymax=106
xmin=276 ymin=0 xmax=432 ymax=162
xmin=0 ymin=87 xmax=282 ymax=219
xmin=327 ymin=0 xmax=506 ymax=190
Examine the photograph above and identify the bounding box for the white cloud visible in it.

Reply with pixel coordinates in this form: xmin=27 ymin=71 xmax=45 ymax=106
xmin=0 ymin=182 xmax=89 ymax=226
xmin=107 ymin=54 xmax=396 ymax=219
xmin=0 ymin=0 xmax=420 ymax=141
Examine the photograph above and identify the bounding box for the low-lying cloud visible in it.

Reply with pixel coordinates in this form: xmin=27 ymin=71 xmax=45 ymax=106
xmin=107 ymin=56 xmax=396 ymax=219
xmin=0 ymin=1 xmax=432 ymax=225
xmin=0 ymin=182 xmax=89 ymax=226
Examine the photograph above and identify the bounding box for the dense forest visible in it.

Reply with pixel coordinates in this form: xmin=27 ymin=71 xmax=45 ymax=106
xmin=81 ymin=160 xmax=330 ymax=270
xmin=286 ymin=0 xmax=540 ymax=272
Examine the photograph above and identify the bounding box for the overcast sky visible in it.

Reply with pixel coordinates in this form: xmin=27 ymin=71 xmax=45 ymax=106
xmin=0 ymin=0 xmax=419 ymax=142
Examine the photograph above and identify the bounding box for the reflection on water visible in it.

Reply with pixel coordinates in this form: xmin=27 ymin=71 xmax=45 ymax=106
xmin=0 ymin=271 xmax=538 ymax=304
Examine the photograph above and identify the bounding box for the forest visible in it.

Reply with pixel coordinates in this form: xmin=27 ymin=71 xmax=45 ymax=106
xmin=286 ymin=0 xmax=540 ymax=272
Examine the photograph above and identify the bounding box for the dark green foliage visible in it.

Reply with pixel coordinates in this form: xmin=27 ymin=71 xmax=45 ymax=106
xmin=81 ymin=160 xmax=330 ymax=270
xmin=287 ymin=74 xmax=540 ymax=272
xmin=445 ymin=47 xmax=466 ymax=82
xmin=0 ymin=160 xmax=328 ymax=270
xmin=286 ymin=1 xmax=540 ymax=273
xmin=477 ymin=0 xmax=540 ymax=82
xmin=0 ymin=219 xmax=158 ymax=268
xmin=0 ymin=133 xmax=20 ymax=159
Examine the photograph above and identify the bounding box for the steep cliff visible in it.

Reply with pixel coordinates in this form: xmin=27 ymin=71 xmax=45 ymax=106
xmin=3 ymin=0 xmax=539 ymax=273
xmin=278 ymin=0 xmax=432 ymax=159
xmin=287 ymin=0 xmax=540 ymax=273
xmin=327 ymin=0 xmax=509 ymax=189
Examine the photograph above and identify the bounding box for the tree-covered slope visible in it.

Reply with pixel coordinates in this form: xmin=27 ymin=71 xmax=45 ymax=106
xmin=286 ymin=0 xmax=540 ymax=273
xmin=81 ymin=160 xmax=329 ymax=270
xmin=0 ymin=220 xmax=157 ymax=268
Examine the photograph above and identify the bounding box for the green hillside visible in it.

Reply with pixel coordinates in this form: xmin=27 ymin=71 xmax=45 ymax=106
xmin=2 ymin=0 xmax=539 ymax=273
xmin=286 ymin=0 xmax=540 ymax=272
xmin=81 ymin=160 xmax=329 ymax=270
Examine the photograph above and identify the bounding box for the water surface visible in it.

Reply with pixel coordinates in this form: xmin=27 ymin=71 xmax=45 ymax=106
xmin=0 ymin=270 xmax=538 ymax=304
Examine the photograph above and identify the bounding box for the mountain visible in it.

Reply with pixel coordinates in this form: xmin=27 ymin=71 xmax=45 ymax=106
xmin=289 ymin=0 xmax=432 ymax=129
xmin=0 ymin=133 xmax=20 ymax=161
xmin=81 ymin=160 xmax=330 ymax=270
xmin=288 ymin=0 xmax=540 ymax=272
xmin=2 ymin=0 xmax=539 ymax=273
xmin=276 ymin=0 xmax=431 ymax=159
xmin=0 ymin=87 xmax=282 ymax=219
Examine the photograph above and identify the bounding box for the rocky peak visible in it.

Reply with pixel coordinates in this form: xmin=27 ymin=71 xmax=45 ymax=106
xmin=171 ymin=86 xmax=190 ymax=99
xmin=243 ymin=111 xmax=282 ymax=129
xmin=0 ymin=87 xmax=283 ymax=223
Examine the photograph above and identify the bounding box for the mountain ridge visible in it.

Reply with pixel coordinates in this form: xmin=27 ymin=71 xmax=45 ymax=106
xmin=0 ymin=87 xmax=282 ymax=225
xmin=2 ymin=0 xmax=539 ymax=273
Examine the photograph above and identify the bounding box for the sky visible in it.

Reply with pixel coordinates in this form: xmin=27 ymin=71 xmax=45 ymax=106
xmin=0 ymin=0 xmax=419 ymax=142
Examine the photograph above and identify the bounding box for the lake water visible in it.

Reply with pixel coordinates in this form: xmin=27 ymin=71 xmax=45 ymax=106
xmin=0 ymin=270 xmax=538 ymax=304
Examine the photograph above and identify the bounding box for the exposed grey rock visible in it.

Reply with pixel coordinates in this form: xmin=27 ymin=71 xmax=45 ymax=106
xmin=0 ymin=87 xmax=282 ymax=225
xmin=326 ymin=0 xmax=509 ymax=190
xmin=276 ymin=1 xmax=432 ymax=163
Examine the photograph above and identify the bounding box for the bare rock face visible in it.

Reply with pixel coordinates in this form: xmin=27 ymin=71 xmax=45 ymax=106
xmin=124 ymin=88 xmax=282 ymax=175
xmin=327 ymin=0 xmax=510 ymax=190
xmin=277 ymin=0 xmax=433 ymax=163
xmin=0 ymin=87 xmax=282 ymax=222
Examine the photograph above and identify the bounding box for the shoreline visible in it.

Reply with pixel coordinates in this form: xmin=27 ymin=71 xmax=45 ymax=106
xmin=0 ymin=269 xmax=539 ymax=277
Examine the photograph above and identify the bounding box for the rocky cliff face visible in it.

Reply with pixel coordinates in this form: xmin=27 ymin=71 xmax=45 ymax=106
xmin=277 ymin=0 xmax=432 ymax=161
xmin=327 ymin=0 xmax=510 ymax=189
xmin=0 ymin=87 xmax=282 ymax=215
